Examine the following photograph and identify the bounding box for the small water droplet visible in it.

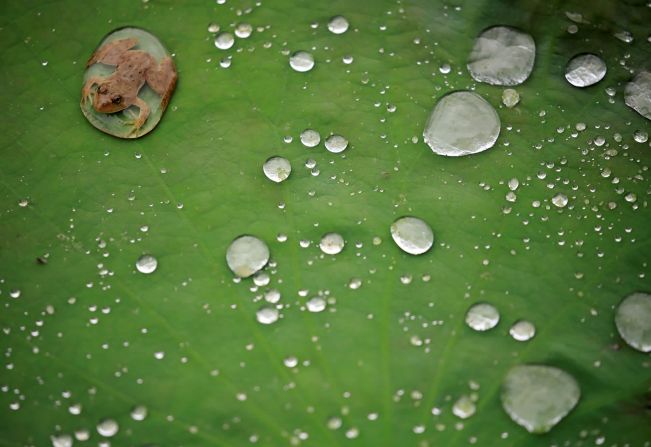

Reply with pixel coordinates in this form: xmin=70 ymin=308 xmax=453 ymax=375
xmin=390 ymin=216 xmax=434 ymax=255
xmin=452 ymin=395 xmax=476 ymax=419
xmin=207 ymin=22 xmax=220 ymax=33
xmin=235 ymin=23 xmax=252 ymax=39
xmin=551 ymin=193 xmax=568 ymax=208
xmin=214 ymin=32 xmax=235 ymax=50
xmin=306 ymin=296 xmax=326 ymax=313
xmin=96 ymin=418 xmax=119 ymax=437
xmin=289 ymin=51 xmax=315 ymax=72
xmin=465 ymin=303 xmax=500 ymax=331
xmin=130 ymin=405 xmax=148 ymax=421
xmin=502 ymin=88 xmax=520 ymax=108
xmin=256 ymin=306 xmax=279 ymax=325
xmin=509 ymin=320 xmax=536 ymax=341
xmin=327 ymin=15 xmax=349 ymax=34
xmin=136 ymin=254 xmax=158 ymax=274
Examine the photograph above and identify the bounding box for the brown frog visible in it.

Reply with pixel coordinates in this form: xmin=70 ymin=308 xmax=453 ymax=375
xmin=82 ymin=38 xmax=177 ymax=133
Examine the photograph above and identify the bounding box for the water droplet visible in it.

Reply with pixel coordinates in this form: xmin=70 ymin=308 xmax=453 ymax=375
xmin=214 ymin=32 xmax=235 ymax=50
xmin=502 ymin=88 xmax=520 ymax=108
xmin=306 ymin=296 xmax=326 ymax=313
xmin=551 ymin=193 xmax=568 ymax=208
xmin=18 ymin=198 xmax=29 ymax=207
xmin=467 ymin=26 xmax=536 ymax=86
xmin=327 ymin=15 xmax=349 ymax=34
xmin=130 ymin=405 xmax=148 ymax=421
xmin=9 ymin=289 xmax=21 ymax=299
xmin=284 ymin=356 xmax=298 ymax=368
xmin=615 ymin=292 xmax=651 ymax=352
xmin=226 ymin=235 xmax=270 ymax=278
xmin=625 ymin=71 xmax=651 ymax=120
xmin=136 ymin=254 xmax=158 ymax=274
xmin=51 ymin=434 xmax=73 ymax=447
xmin=289 ymin=51 xmax=315 ymax=72
xmin=207 ymin=22 xmax=220 ymax=33
xmin=319 ymin=232 xmax=345 ymax=255
xmin=264 ymin=289 xmax=281 ymax=303
xmin=327 ymin=416 xmax=343 ymax=430
xmin=423 ymin=91 xmax=501 ymax=157
xmin=96 ymin=418 xmax=119 ymax=437
xmin=465 ymin=303 xmax=500 ymax=331
xmin=509 ymin=320 xmax=536 ymax=341
xmin=263 ymin=156 xmax=292 ymax=183
xmin=501 ymin=365 xmax=580 ymax=433
xmin=300 ymin=129 xmax=321 ymax=147
xmin=253 ymin=272 xmax=270 ymax=287
xmin=256 ymin=306 xmax=279 ymax=325
xmin=324 ymin=134 xmax=348 ymax=153
xmin=235 ymin=23 xmax=252 ymax=39
xmin=508 ymin=178 xmax=519 ymax=191
xmin=390 ymin=216 xmax=434 ymax=255
xmin=564 ymin=54 xmax=607 ymax=88
xmin=348 ymin=277 xmax=362 ymax=289
xmin=452 ymin=395 xmax=476 ymax=419
xmin=633 ymin=129 xmax=648 ymax=143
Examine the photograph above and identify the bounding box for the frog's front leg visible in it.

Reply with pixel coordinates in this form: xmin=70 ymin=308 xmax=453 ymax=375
xmin=81 ymin=76 xmax=104 ymax=103
xmin=129 ymin=97 xmax=150 ymax=134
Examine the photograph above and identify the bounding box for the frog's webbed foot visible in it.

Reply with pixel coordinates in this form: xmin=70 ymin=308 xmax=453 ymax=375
xmin=87 ymin=38 xmax=138 ymax=67
xmin=81 ymin=76 xmax=104 ymax=104
xmin=145 ymin=57 xmax=178 ymax=104
xmin=127 ymin=97 xmax=151 ymax=136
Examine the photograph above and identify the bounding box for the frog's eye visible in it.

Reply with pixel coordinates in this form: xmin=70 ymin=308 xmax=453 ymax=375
xmin=112 ymin=96 xmax=122 ymax=104
xmin=98 ymin=86 xmax=108 ymax=94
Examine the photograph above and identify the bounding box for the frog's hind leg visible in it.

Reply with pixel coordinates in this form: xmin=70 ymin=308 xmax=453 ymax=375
xmin=87 ymin=38 xmax=138 ymax=67
xmin=145 ymin=57 xmax=178 ymax=107
xmin=129 ymin=97 xmax=150 ymax=135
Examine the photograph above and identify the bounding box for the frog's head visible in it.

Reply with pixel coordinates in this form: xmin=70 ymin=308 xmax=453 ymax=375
xmin=93 ymin=82 xmax=127 ymax=113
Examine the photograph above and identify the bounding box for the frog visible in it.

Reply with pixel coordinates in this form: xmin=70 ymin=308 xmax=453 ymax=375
xmin=81 ymin=37 xmax=177 ymax=134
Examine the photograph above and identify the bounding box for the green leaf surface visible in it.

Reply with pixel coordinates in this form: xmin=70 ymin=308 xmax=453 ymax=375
xmin=1 ymin=0 xmax=650 ymax=445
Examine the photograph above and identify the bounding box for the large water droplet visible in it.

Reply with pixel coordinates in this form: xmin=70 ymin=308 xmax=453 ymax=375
xmin=51 ymin=434 xmax=73 ymax=447
xmin=306 ymin=296 xmax=326 ymax=313
xmin=390 ymin=216 xmax=434 ymax=255
xmin=96 ymin=418 xmax=119 ymax=437
xmin=289 ymin=51 xmax=315 ymax=72
xmin=328 ymin=15 xmax=349 ymax=34
xmin=136 ymin=254 xmax=158 ymax=274
xmin=263 ymin=156 xmax=292 ymax=183
xmin=423 ymin=91 xmax=501 ymax=157
xmin=501 ymin=365 xmax=580 ymax=433
xmin=300 ymin=129 xmax=321 ymax=147
xmin=452 ymin=395 xmax=476 ymax=419
xmin=624 ymin=71 xmax=651 ymax=120
xmin=551 ymin=193 xmax=568 ymax=208
xmin=319 ymin=232 xmax=345 ymax=255
xmin=235 ymin=23 xmax=253 ymax=39
xmin=467 ymin=26 xmax=536 ymax=86
xmin=324 ymin=134 xmax=348 ymax=153
xmin=615 ymin=292 xmax=651 ymax=352
xmin=564 ymin=54 xmax=607 ymax=87
xmin=465 ymin=303 xmax=500 ymax=331
xmin=214 ymin=32 xmax=235 ymax=50
xmin=226 ymin=235 xmax=270 ymax=278
xmin=256 ymin=306 xmax=279 ymax=325
xmin=509 ymin=320 xmax=536 ymax=341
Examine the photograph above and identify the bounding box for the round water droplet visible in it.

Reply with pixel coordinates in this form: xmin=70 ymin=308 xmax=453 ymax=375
xmin=502 ymin=88 xmax=520 ymax=108
xmin=96 ymin=418 xmax=119 ymax=437
xmin=214 ymin=32 xmax=235 ymax=50
xmin=615 ymin=292 xmax=651 ymax=352
xmin=319 ymin=232 xmax=345 ymax=255
xmin=625 ymin=71 xmax=651 ymax=120
xmin=235 ymin=23 xmax=252 ymax=39
xmin=130 ymin=405 xmax=148 ymax=421
xmin=564 ymin=53 xmax=607 ymax=87
xmin=284 ymin=356 xmax=298 ymax=368
xmin=452 ymin=395 xmax=476 ymax=419
xmin=551 ymin=193 xmax=568 ymax=208
xmin=390 ymin=216 xmax=434 ymax=255
xmin=226 ymin=235 xmax=270 ymax=278
xmin=467 ymin=26 xmax=536 ymax=86
xmin=324 ymin=134 xmax=348 ymax=153
xmin=51 ymin=434 xmax=73 ymax=447
xmin=263 ymin=156 xmax=292 ymax=183
xmin=264 ymin=289 xmax=281 ymax=303
xmin=501 ymin=365 xmax=580 ymax=433
xmin=300 ymin=129 xmax=321 ymax=147
xmin=256 ymin=306 xmax=279 ymax=325
xmin=289 ymin=51 xmax=315 ymax=72
xmin=306 ymin=296 xmax=326 ymax=313
xmin=509 ymin=320 xmax=536 ymax=341
xmin=465 ymin=303 xmax=500 ymax=331
xmin=328 ymin=15 xmax=349 ymax=34
xmin=207 ymin=23 xmax=220 ymax=33
xmin=136 ymin=254 xmax=158 ymax=274
xmin=423 ymin=91 xmax=501 ymax=157
xmin=634 ymin=130 xmax=648 ymax=143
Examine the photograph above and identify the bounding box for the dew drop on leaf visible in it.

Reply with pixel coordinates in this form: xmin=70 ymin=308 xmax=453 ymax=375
xmin=96 ymin=418 xmax=119 ymax=437
xmin=465 ymin=303 xmax=500 ymax=331
xmin=551 ymin=193 xmax=568 ymax=208
xmin=615 ymin=292 xmax=651 ymax=352
xmin=501 ymin=365 xmax=580 ymax=433
xmin=467 ymin=26 xmax=536 ymax=86
xmin=300 ymin=129 xmax=321 ymax=147
xmin=256 ymin=306 xmax=279 ymax=325
xmin=136 ymin=254 xmax=158 ymax=274
xmin=306 ymin=296 xmax=326 ymax=313
xmin=226 ymin=235 xmax=270 ymax=278
xmin=214 ymin=32 xmax=235 ymax=50
xmin=319 ymin=232 xmax=345 ymax=255
xmin=289 ymin=51 xmax=315 ymax=72
xmin=327 ymin=15 xmax=349 ymax=34
xmin=130 ymin=405 xmax=148 ymax=421
xmin=324 ymin=134 xmax=349 ymax=153
xmin=263 ymin=156 xmax=292 ymax=183
xmin=452 ymin=395 xmax=476 ymax=419
xmin=564 ymin=54 xmax=607 ymax=88
xmin=509 ymin=320 xmax=536 ymax=341
xmin=390 ymin=216 xmax=434 ymax=255
xmin=423 ymin=91 xmax=501 ymax=157
xmin=624 ymin=71 xmax=651 ymax=120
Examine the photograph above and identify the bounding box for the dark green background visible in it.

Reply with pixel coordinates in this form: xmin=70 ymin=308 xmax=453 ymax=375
xmin=0 ymin=0 xmax=650 ymax=445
